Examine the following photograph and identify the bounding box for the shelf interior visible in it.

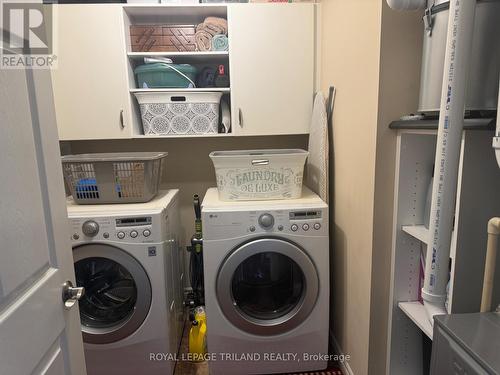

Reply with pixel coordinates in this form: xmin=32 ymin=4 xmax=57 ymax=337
xmin=124 ymin=4 xmax=228 ymax=25
xmin=398 ymin=301 xmax=433 ymax=340
xmin=127 ymin=51 xmax=229 ymax=63
xmin=123 ymin=4 xmax=231 ymax=138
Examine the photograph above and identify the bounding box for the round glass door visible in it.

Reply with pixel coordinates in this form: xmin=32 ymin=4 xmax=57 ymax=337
xmin=73 ymin=244 xmax=152 ymax=344
xmin=217 ymin=238 xmax=319 ymax=336
xmin=231 ymin=252 xmax=304 ymax=320
xmin=75 ymin=257 xmax=137 ymax=329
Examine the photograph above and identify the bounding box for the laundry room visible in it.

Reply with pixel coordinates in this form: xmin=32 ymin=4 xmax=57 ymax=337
xmin=1 ymin=0 xmax=500 ymax=375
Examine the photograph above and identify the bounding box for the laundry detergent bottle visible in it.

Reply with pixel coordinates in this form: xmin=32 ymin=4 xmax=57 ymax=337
xmin=189 ymin=306 xmax=207 ymax=359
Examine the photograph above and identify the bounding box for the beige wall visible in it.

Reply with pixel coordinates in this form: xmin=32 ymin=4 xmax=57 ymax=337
xmin=320 ymin=1 xmax=382 ymax=373
xmin=369 ymin=4 xmax=422 ymax=375
xmin=320 ymin=1 xmax=422 ymax=374
xmin=65 ymin=135 xmax=308 ymax=249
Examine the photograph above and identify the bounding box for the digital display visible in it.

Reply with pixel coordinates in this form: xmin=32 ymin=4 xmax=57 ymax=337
xmin=289 ymin=211 xmax=322 ymax=220
xmin=116 ymin=217 xmax=152 ymax=227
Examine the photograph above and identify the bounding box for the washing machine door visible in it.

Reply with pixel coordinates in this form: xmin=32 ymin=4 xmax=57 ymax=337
xmin=217 ymin=238 xmax=319 ymax=336
xmin=73 ymin=244 xmax=152 ymax=344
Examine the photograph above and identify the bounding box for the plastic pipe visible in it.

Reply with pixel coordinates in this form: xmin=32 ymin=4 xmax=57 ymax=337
xmin=422 ymin=0 xmax=476 ymax=324
xmin=480 ymin=218 xmax=500 ymax=312
xmin=386 ymin=0 xmax=426 ymax=11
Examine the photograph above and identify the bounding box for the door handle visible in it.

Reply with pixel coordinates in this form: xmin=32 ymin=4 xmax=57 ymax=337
xmin=252 ymin=159 xmax=269 ymax=166
xmin=238 ymin=108 xmax=243 ymax=127
xmin=62 ymin=280 xmax=85 ymax=310
xmin=119 ymin=109 xmax=125 ymax=129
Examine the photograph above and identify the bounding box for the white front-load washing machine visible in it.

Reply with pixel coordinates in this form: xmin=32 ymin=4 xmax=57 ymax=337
xmin=202 ymin=187 xmax=330 ymax=375
xmin=67 ymin=190 xmax=185 ymax=375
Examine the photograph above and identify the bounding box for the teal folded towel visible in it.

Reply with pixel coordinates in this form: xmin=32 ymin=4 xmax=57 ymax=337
xmin=212 ymin=34 xmax=229 ymax=51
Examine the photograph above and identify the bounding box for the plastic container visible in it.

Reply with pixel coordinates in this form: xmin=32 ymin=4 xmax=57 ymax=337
xmin=135 ymin=92 xmax=222 ymax=135
xmin=209 ymin=149 xmax=309 ymax=201
xmin=189 ymin=306 xmax=207 ymax=359
xmin=62 ymin=152 xmax=167 ymax=204
xmin=130 ymin=25 xmax=197 ymax=52
xmin=134 ymin=63 xmax=197 ymax=89
xmin=418 ymin=0 xmax=500 ymax=112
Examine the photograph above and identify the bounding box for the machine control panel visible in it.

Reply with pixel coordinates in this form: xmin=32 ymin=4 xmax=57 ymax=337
xmin=204 ymin=207 xmax=326 ymax=238
xmin=70 ymin=215 xmax=155 ymax=243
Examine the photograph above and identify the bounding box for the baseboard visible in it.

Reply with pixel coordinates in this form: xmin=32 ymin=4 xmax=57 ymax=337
xmin=330 ymin=329 xmax=354 ymax=375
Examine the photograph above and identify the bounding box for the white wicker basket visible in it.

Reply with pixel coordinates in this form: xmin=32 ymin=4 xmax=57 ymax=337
xmin=135 ymin=92 xmax=222 ymax=135
xmin=209 ymin=149 xmax=309 ymax=201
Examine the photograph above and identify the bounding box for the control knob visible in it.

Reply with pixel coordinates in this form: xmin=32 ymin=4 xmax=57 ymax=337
xmin=82 ymin=220 xmax=99 ymax=237
xmin=258 ymin=213 xmax=275 ymax=229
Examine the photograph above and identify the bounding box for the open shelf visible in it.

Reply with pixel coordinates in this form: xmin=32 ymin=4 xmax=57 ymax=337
xmin=401 ymin=224 xmax=456 ymax=260
xmin=402 ymin=225 xmax=429 ymax=244
xmin=130 ymin=88 xmax=230 ymax=93
xmin=124 ymin=4 xmax=227 ymax=24
xmin=128 ymin=51 xmax=228 ymax=61
xmin=398 ymin=301 xmax=433 ymax=340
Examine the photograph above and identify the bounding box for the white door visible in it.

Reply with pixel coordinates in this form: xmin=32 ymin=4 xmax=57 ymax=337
xmin=51 ymin=4 xmax=131 ymax=140
xmin=228 ymin=4 xmax=315 ymax=136
xmin=0 ymin=64 xmax=87 ymax=372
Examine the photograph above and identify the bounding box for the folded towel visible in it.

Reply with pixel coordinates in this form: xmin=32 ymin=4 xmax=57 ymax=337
xmin=195 ymin=17 xmax=228 ymax=51
xmin=203 ymin=17 xmax=228 ymax=36
xmin=195 ymin=29 xmax=212 ymax=52
xmin=212 ymin=34 xmax=229 ymax=51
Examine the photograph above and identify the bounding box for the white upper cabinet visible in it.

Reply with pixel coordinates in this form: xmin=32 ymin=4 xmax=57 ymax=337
xmin=51 ymin=5 xmax=131 ymax=140
xmin=228 ymin=4 xmax=315 ymax=136
xmin=52 ymin=3 xmax=316 ymax=140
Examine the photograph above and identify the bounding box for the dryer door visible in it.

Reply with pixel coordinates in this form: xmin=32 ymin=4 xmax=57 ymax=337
xmin=217 ymin=238 xmax=319 ymax=336
xmin=73 ymin=244 xmax=152 ymax=344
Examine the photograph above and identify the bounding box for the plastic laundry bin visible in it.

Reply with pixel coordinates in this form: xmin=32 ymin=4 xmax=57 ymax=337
xmin=209 ymin=149 xmax=309 ymax=201
xmin=134 ymin=63 xmax=197 ymax=88
xmin=62 ymin=152 xmax=167 ymax=204
xmin=135 ymin=91 xmax=222 ymax=135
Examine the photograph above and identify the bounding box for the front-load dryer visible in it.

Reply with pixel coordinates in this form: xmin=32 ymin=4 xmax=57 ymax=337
xmin=202 ymin=187 xmax=329 ymax=375
xmin=66 ymin=190 xmax=185 ymax=375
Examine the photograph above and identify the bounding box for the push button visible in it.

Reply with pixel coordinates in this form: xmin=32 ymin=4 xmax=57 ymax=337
xmin=143 ymin=229 xmax=151 ymax=237
xmin=117 ymin=231 xmax=125 ymax=239
xmin=302 ymin=223 xmax=310 ymax=231
xmin=314 ymin=223 xmax=321 ymax=230
xmin=249 ymin=226 xmax=256 ymax=232
xmin=291 ymin=224 xmax=299 ymax=232
xmin=130 ymin=230 xmax=138 ymax=238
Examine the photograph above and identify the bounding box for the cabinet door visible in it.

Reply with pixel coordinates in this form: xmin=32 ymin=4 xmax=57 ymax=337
xmin=228 ymin=4 xmax=314 ymax=136
xmin=51 ymin=5 xmax=131 ymax=140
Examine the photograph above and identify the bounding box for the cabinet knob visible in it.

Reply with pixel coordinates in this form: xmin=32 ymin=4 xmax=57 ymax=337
xmin=238 ymin=108 xmax=243 ymax=127
xmin=119 ymin=109 xmax=125 ymax=129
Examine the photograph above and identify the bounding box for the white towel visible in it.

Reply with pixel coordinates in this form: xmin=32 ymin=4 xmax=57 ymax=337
xmin=306 ymin=92 xmax=329 ymax=203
